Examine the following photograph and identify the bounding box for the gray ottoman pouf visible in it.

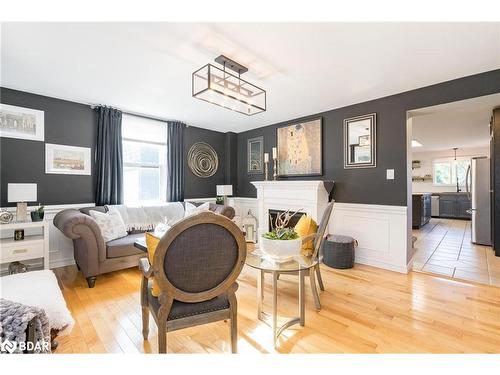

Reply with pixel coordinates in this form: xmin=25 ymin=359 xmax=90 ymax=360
xmin=322 ymin=234 xmax=357 ymax=269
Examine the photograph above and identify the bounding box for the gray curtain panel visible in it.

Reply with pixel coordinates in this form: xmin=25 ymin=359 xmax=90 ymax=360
xmin=94 ymin=106 xmax=123 ymax=205
xmin=167 ymin=121 xmax=186 ymax=202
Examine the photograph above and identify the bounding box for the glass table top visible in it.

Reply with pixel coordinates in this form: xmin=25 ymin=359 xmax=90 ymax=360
xmin=245 ymin=249 xmax=318 ymax=272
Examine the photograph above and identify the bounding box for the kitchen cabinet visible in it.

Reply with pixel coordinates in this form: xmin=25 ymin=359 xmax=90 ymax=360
xmin=439 ymin=193 xmax=471 ymax=219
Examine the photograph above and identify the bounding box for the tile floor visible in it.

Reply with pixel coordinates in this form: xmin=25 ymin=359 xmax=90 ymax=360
xmin=412 ymin=218 xmax=500 ymax=287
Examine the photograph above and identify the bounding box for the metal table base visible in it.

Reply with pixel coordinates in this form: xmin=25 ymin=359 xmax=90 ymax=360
xmin=257 ymin=269 xmax=305 ymax=348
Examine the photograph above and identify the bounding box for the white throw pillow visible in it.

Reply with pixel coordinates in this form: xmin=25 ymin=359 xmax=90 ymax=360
xmin=89 ymin=210 xmax=128 ymax=243
xmin=184 ymin=202 xmax=211 ymax=217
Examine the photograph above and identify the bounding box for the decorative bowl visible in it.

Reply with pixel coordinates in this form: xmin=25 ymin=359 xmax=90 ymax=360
xmin=259 ymin=236 xmax=302 ymax=262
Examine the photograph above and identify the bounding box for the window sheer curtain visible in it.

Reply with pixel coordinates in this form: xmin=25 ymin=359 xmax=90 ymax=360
xmin=166 ymin=121 xmax=186 ymax=202
xmin=94 ymin=106 xmax=123 ymax=206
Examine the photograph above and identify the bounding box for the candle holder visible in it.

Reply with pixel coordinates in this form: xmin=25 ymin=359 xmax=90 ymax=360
xmin=273 ymin=158 xmax=278 ymax=180
xmin=264 ymin=161 xmax=269 ymax=181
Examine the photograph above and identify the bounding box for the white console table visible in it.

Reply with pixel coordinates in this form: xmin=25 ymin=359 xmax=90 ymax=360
xmin=0 ymin=220 xmax=50 ymax=270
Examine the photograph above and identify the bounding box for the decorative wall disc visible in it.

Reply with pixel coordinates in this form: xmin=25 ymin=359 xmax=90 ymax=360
xmin=187 ymin=142 xmax=218 ymax=178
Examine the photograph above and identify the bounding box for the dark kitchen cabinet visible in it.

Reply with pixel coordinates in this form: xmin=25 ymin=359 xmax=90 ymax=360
xmin=439 ymin=193 xmax=471 ymax=219
xmin=413 ymin=193 xmax=431 ymax=228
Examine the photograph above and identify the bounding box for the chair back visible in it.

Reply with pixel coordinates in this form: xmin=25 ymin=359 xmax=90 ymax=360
xmin=153 ymin=211 xmax=246 ymax=303
xmin=312 ymin=201 xmax=335 ymax=259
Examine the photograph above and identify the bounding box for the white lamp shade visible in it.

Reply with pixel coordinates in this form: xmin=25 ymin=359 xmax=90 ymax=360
xmin=216 ymin=185 xmax=233 ymax=196
xmin=8 ymin=183 xmax=37 ymax=202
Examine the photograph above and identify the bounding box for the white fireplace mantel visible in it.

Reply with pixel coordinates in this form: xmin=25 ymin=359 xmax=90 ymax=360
xmin=251 ymin=180 xmax=331 ymax=237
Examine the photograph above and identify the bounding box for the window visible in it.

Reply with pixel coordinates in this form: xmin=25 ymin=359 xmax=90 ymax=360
xmin=433 ymin=157 xmax=471 ymax=187
xmin=122 ymin=114 xmax=167 ymax=204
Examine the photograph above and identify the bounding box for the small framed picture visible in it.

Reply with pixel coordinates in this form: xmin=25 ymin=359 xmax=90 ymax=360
xmin=14 ymin=229 xmax=25 ymax=241
xmin=0 ymin=104 xmax=45 ymax=142
xmin=247 ymin=136 xmax=264 ymax=174
xmin=45 ymin=143 xmax=92 ymax=175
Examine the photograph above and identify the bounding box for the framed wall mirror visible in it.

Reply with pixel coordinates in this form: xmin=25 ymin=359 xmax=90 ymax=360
xmin=343 ymin=113 xmax=377 ymax=169
xmin=247 ymin=136 xmax=264 ymax=174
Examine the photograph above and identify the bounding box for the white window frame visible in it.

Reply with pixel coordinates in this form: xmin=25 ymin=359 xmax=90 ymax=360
xmin=432 ymin=157 xmax=471 ymax=187
xmin=122 ymin=117 xmax=167 ymax=205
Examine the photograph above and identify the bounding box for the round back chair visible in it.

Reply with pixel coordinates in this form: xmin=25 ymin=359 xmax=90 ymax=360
xmin=153 ymin=211 xmax=246 ymax=303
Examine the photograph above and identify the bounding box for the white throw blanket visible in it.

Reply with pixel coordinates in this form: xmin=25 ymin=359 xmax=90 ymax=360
xmin=107 ymin=202 xmax=185 ymax=233
xmin=0 ymin=270 xmax=74 ymax=336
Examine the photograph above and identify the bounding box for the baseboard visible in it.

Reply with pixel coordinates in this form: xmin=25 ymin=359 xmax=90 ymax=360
xmin=50 ymin=257 xmax=76 ymax=269
xmin=355 ymin=256 xmax=409 ymax=274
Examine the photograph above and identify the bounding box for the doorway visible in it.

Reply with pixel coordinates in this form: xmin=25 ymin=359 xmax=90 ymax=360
xmin=407 ymin=94 xmax=500 ymax=286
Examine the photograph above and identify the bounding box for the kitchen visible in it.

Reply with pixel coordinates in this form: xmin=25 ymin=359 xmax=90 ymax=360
xmin=409 ymin=94 xmax=500 ymax=286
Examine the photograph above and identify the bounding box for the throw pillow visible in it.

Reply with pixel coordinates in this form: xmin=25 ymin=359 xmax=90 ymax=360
xmin=89 ymin=210 xmax=128 ymax=243
xmin=294 ymin=214 xmax=318 ymax=256
xmin=184 ymin=201 xmax=211 ymax=217
xmin=145 ymin=232 xmax=161 ymax=297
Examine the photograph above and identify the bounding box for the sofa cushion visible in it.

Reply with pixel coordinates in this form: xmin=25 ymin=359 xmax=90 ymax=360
xmin=106 ymin=233 xmax=146 ymax=258
xmin=90 ymin=210 xmax=128 ymax=243
xmin=147 ymin=283 xmax=229 ymax=320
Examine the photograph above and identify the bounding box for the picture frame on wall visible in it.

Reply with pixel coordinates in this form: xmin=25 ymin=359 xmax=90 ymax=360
xmin=45 ymin=143 xmax=92 ymax=175
xmin=247 ymin=136 xmax=264 ymax=174
xmin=0 ymin=103 xmax=45 ymax=142
xmin=343 ymin=113 xmax=377 ymax=169
xmin=276 ymin=118 xmax=322 ymax=177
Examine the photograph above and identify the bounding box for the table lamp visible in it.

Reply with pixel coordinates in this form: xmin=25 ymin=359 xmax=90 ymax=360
xmin=8 ymin=183 xmax=37 ymax=221
xmin=216 ymin=185 xmax=233 ymax=205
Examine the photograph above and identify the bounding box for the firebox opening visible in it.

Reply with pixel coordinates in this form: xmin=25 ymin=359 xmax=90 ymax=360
xmin=268 ymin=209 xmax=304 ymax=231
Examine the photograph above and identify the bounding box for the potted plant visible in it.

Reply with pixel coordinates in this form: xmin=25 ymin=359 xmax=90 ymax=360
xmin=260 ymin=209 xmax=302 ymax=262
xmin=30 ymin=204 xmax=45 ymax=222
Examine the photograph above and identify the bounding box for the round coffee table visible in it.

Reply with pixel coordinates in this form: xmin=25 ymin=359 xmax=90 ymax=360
xmin=245 ymin=251 xmax=318 ymax=348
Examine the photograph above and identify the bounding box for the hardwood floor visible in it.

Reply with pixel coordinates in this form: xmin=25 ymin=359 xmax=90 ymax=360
xmin=52 ymin=253 xmax=500 ymax=353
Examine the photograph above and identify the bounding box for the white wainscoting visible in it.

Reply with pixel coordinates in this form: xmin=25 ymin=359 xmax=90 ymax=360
xmin=228 ymin=198 xmax=410 ymax=274
xmin=330 ymin=203 xmax=409 ymax=273
xmin=0 ymin=203 xmax=94 ymax=272
xmin=228 ymin=197 xmax=259 ymax=230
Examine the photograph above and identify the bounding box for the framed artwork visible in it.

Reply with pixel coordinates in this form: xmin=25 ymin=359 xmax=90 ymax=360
xmin=247 ymin=136 xmax=264 ymax=174
xmin=0 ymin=104 xmax=45 ymax=141
xmin=344 ymin=113 xmax=377 ymax=169
xmin=277 ymin=118 xmax=322 ymax=177
xmin=45 ymin=143 xmax=92 ymax=175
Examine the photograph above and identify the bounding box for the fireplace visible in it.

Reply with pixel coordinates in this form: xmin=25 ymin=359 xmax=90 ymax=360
xmin=251 ymin=181 xmax=333 ymax=241
xmin=268 ymin=209 xmax=304 ymax=231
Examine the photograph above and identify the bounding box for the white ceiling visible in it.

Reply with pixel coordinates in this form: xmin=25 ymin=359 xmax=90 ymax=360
xmin=410 ymin=93 xmax=500 ymax=152
xmin=1 ymin=22 xmax=499 ymax=133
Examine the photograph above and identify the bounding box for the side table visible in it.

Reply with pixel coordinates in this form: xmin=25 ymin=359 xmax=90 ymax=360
xmin=0 ymin=220 xmax=50 ymax=270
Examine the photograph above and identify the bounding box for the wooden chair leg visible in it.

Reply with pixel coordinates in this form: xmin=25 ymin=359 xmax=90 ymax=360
xmin=158 ymin=321 xmax=167 ymax=354
xmin=230 ymin=306 xmax=237 ymax=353
xmin=141 ymin=306 xmax=149 ymax=340
xmin=309 ymin=271 xmax=321 ymax=311
xmin=316 ymin=264 xmax=325 ymax=291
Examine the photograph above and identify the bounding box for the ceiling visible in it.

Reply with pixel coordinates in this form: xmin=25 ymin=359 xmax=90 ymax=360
xmin=1 ymin=22 xmax=499 ymax=133
xmin=410 ymin=93 xmax=500 ymax=152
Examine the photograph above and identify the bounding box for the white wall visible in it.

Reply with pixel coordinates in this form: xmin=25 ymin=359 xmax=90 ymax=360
xmin=411 ymin=146 xmax=489 ymax=193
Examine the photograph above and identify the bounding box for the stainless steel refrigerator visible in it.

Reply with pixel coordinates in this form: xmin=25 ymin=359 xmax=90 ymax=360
xmin=466 ymin=157 xmax=492 ymax=245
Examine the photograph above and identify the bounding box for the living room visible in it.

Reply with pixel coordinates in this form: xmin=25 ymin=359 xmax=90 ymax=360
xmin=1 ymin=1 xmax=500 ymax=372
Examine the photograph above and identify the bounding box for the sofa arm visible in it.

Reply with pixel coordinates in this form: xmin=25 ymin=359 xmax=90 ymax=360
xmin=53 ymin=209 xmax=107 ymax=263
xmin=208 ymin=203 xmax=235 ymax=220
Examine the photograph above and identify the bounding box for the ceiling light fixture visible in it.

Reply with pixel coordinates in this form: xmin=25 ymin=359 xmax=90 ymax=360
xmin=411 ymin=140 xmax=423 ymax=147
xmin=192 ymin=55 xmax=266 ymax=116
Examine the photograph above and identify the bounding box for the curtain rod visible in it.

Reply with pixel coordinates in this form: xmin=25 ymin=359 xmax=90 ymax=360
xmin=90 ymin=104 xmax=189 ymax=127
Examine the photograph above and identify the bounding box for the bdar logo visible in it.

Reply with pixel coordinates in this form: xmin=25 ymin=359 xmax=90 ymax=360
xmin=1 ymin=339 xmax=17 ymax=353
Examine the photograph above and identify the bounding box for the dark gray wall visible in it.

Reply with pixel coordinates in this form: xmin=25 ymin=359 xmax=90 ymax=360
xmin=1 ymin=87 xmax=96 ymax=206
xmin=183 ymin=125 xmax=227 ymax=199
xmin=1 ymin=87 xmax=228 ymax=205
xmin=236 ymin=69 xmax=500 ymax=206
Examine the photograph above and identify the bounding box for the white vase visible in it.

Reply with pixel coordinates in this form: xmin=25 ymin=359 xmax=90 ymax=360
xmin=259 ymin=236 xmax=302 ymax=262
